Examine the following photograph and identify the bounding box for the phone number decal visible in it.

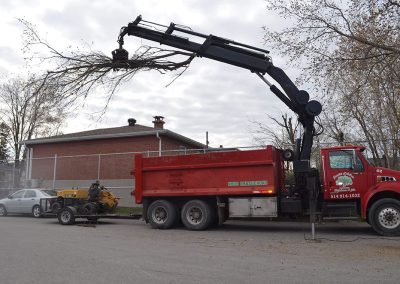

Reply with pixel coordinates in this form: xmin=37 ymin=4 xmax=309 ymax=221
xmin=330 ymin=193 xmax=360 ymax=199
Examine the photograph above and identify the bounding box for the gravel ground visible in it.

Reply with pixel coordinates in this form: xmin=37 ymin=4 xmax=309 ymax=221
xmin=0 ymin=216 xmax=399 ymax=284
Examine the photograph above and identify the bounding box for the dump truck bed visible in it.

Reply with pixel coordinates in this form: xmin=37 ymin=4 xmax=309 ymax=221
xmin=134 ymin=146 xmax=284 ymax=204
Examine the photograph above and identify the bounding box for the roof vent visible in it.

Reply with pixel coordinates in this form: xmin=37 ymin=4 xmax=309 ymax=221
xmin=153 ymin=116 xmax=165 ymax=129
xmin=128 ymin=118 xmax=136 ymax=126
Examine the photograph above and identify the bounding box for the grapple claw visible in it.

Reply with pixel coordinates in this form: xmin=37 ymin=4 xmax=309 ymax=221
xmin=112 ymin=48 xmax=129 ymax=62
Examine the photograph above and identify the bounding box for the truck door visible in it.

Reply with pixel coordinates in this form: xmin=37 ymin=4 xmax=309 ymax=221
xmin=323 ymin=150 xmax=367 ymax=200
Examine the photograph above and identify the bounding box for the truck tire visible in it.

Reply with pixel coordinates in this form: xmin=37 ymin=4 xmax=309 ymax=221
xmin=0 ymin=205 xmax=7 ymax=217
xmin=369 ymin=198 xmax=400 ymax=236
xmin=147 ymin=200 xmax=178 ymax=229
xmin=58 ymin=207 xmax=76 ymax=225
xmin=181 ymin=200 xmax=215 ymax=230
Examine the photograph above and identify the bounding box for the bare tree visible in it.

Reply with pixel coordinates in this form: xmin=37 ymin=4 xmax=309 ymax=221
xmin=0 ymin=76 xmax=69 ymax=187
xmin=0 ymin=122 xmax=9 ymax=162
xmin=0 ymin=77 xmax=66 ymax=162
xmin=263 ymin=0 xmax=400 ymax=168
xmin=252 ymin=113 xmax=298 ymax=148
xmin=20 ymin=19 xmax=195 ymax=114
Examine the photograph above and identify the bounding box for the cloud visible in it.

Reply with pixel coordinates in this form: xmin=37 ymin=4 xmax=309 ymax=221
xmin=0 ymin=0 xmax=304 ymax=148
xmin=0 ymin=46 xmax=25 ymax=75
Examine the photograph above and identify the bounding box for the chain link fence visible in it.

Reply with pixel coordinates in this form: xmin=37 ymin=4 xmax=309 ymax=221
xmin=0 ymin=148 xmax=219 ymax=206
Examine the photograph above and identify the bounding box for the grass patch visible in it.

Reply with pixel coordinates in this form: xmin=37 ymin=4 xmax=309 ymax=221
xmin=115 ymin=206 xmax=143 ymax=216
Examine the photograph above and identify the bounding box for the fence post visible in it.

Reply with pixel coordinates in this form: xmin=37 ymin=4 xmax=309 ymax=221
xmin=97 ymin=154 xmax=101 ymax=180
xmin=25 ymin=151 xmax=29 ymax=181
xmin=52 ymin=154 xmax=57 ymax=190
xmin=12 ymin=160 xmax=16 ymax=189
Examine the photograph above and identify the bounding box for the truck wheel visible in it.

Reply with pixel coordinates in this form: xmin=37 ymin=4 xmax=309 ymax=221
xmin=181 ymin=200 xmax=215 ymax=230
xmin=32 ymin=205 xmax=42 ymax=218
xmin=148 ymin=200 xmax=178 ymax=229
xmin=0 ymin=205 xmax=7 ymax=217
xmin=58 ymin=207 xmax=76 ymax=225
xmin=369 ymin=198 xmax=400 ymax=236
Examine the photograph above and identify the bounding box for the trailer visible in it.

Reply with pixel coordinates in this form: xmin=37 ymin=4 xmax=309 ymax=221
xmin=40 ymin=182 xmax=128 ymax=225
xmin=40 ymin=197 xmax=141 ymax=225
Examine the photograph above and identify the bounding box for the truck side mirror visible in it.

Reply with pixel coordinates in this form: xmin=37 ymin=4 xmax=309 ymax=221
xmin=8 ymin=195 xmax=13 ymax=199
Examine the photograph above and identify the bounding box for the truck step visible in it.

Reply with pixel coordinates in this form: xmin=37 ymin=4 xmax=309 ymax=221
xmin=322 ymin=216 xmax=360 ymax=221
xmin=324 ymin=202 xmax=357 ymax=208
xmin=322 ymin=201 xmax=359 ymax=218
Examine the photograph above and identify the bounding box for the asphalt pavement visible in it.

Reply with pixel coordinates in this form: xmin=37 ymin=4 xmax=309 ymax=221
xmin=0 ymin=216 xmax=399 ymax=284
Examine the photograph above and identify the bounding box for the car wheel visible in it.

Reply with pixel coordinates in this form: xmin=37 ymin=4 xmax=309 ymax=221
xmin=58 ymin=207 xmax=76 ymax=225
xmin=147 ymin=200 xmax=178 ymax=229
xmin=369 ymin=198 xmax=400 ymax=236
xmin=32 ymin=205 xmax=42 ymax=218
xmin=0 ymin=205 xmax=7 ymax=217
xmin=181 ymin=200 xmax=215 ymax=230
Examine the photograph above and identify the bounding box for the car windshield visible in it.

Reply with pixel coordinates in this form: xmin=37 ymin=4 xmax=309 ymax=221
xmin=41 ymin=190 xmax=57 ymax=197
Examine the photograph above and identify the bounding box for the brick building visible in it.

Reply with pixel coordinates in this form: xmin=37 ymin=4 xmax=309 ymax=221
xmin=22 ymin=116 xmax=205 ymax=206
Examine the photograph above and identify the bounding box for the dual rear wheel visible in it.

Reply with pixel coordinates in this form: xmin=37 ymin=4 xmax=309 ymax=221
xmin=147 ymin=199 xmax=215 ymax=230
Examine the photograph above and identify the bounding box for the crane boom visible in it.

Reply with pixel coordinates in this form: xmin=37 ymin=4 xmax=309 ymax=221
xmin=112 ymin=15 xmax=322 ymax=165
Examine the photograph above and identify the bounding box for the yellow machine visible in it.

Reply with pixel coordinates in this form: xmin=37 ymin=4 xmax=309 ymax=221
xmin=52 ymin=182 xmax=118 ymax=215
xmin=98 ymin=190 xmax=119 ymax=212
xmin=57 ymin=189 xmax=88 ymax=199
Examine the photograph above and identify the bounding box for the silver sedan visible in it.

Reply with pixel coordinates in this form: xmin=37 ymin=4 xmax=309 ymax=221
xmin=0 ymin=189 xmax=57 ymax=218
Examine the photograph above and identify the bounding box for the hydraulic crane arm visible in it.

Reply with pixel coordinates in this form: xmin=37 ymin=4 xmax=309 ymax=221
xmin=112 ymin=15 xmax=322 ymax=163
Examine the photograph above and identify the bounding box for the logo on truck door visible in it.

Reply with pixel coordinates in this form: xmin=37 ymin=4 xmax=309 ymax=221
xmin=334 ymin=173 xmax=353 ymax=187
xmin=330 ymin=172 xmax=360 ymax=199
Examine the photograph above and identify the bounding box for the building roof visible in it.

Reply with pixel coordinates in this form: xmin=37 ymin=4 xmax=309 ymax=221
xmin=21 ymin=124 xmax=206 ymax=148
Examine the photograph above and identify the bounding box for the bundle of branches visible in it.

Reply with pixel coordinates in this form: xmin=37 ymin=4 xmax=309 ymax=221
xmin=38 ymin=46 xmax=194 ymax=102
xmin=20 ymin=19 xmax=195 ymax=105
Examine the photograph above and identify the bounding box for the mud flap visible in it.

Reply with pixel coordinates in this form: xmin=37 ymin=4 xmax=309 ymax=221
xmin=216 ymin=197 xmax=226 ymax=226
xmin=142 ymin=199 xmax=149 ymax=223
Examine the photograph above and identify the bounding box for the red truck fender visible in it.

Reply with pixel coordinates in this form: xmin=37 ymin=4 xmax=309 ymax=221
xmin=361 ymin=183 xmax=400 ymax=219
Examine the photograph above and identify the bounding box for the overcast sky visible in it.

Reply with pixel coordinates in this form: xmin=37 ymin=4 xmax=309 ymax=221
xmin=0 ymin=0 xmax=299 ymax=148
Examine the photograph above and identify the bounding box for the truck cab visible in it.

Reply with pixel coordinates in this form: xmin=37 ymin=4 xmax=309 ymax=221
xmin=321 ymin=145 xmax=400 ymax=235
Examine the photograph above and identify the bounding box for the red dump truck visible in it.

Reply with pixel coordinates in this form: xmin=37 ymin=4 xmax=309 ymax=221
xmin=134 ymin=145 xmax=400 ymax=236
xmin=113 ymin=16 xmax=400 ymax=236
